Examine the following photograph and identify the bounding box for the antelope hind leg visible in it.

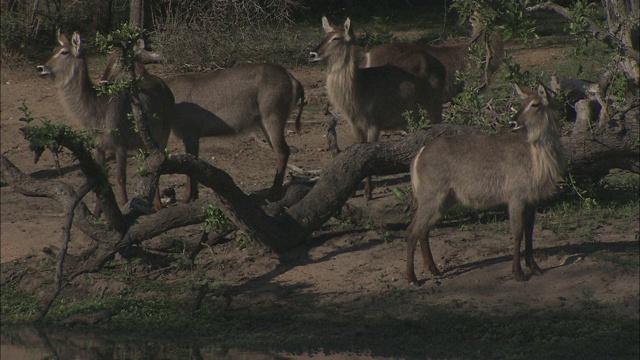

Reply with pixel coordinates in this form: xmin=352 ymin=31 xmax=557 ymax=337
xmin=419 ymin=233 xmax=441 ymax=277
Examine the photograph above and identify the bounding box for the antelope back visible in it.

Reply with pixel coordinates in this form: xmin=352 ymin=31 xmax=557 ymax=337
xmin=165 ymin=63 xmax=301 ymax=138
xmin=100 ymin=48 xmax=148 ymax=84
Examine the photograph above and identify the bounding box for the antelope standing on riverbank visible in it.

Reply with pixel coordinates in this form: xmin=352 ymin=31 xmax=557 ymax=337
xmin=37 ymin=32 xmax=174 ymax=212
xmin=406 ymin=84 xmax=564 ymax=285
xmin=102 ymin=51 xmax=305 ymax=202
xmin=165 ymin=65 xmax=304 ymax=202
xmin=310 ymin=16 xmax=446 ymax=200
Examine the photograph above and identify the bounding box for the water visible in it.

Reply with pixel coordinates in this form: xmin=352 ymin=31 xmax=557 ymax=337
xmin=1 ymin=326 xmax=393 ymax=359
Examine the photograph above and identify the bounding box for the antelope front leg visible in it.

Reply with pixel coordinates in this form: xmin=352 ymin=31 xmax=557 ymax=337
xmin=183 ymin=138 xmax=199 ymax=203
xmin=268 ymin=141 xmax=290 ymax=202
xmin=152 ymin=187 xmax=163 ymax=211
xmin=93 ymin=149 xmax=106 ymax=217
xmin=116 ymin=145 xmax=128 ymax=204
xmin=363 ymin=177 xmax=373 ymax=200
xmin=509 ymin=202 xmax=527 ymax=282
xmin=363 ymin=126 xmax=381 ymax=201
xmin=523 ymin=203 xmax=543 ymax=275
xmin=406 ymin=236 xmax=419 ymax=285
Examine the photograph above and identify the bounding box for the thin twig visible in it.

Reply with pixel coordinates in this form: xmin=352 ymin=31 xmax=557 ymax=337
xmin=36 ymin=180 xmax=95 ymax=323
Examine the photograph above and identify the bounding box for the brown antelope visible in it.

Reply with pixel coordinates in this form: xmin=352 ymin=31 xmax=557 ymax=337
xmin=167 ymin=65 xmax=305 ymax=202
xmin=406 ymin=84 xmax=565 ymax=285
xmin=36 ymin=32 xmax=174 ymax=212
xmin=310 ymin=17 xmax=446 ymax=200
xmin=102 ymin=53 xmax=305 ymax=202
xmin=360 ymin=13 xmax=504 ymax=103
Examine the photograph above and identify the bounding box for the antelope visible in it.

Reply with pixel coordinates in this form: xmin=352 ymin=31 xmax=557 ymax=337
xmin=166 ymin=64 xmax=305 ymax=202
xmin=102 ymin=53 xmax=305 ymax=202
xmin=36 ymin=32 xmax=174 ymax=212
xmin=406 ymin=84 xmax=565 ymax=285
xmin=310 ymin=17 xmax=446 ymax=200
xmin=360 ymin=13 xmax=504 ymax=103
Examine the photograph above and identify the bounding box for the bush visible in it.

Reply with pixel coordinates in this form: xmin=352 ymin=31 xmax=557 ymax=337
xmin=151 ymin=0 xmax=302 ymax=71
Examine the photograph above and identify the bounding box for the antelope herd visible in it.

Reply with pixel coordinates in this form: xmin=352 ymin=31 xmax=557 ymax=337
xmin=35 ymin=14 xmax=565 ymax=285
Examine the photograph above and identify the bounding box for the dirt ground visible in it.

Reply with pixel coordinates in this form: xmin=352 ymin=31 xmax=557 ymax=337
xmin=1 ymin=41 xmax=638 ymax=343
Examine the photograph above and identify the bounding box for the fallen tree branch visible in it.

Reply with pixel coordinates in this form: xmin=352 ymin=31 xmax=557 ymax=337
xmin=4 ymin=114 xmax=638 ymax=260
xmin=1 ymin=155 xmax=115 ymax=243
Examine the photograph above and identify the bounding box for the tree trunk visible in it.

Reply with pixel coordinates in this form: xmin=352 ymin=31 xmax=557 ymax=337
xmin=603 ymin=0 xmax=639 ymax=91
xmin=129 ymin=0 xmax=143 ymax=29
xmin=92 ymin=0 xmax=112 ymax=37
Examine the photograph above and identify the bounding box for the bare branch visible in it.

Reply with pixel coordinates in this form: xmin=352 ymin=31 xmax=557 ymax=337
xmin=1 ymin=155 xmax=117 ymax=243
xmin=526 ymin=1 xmax=639 ymax=62
xmin=36 ymin=180 xmax=95 ymax=323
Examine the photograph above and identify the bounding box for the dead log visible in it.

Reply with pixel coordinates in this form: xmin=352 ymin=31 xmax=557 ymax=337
xmin=3 ymin=114 xmax=638 ymax=254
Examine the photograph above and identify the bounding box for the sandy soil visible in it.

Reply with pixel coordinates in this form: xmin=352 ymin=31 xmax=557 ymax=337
xmin=1 ymin=42 xmax=638 ymax=340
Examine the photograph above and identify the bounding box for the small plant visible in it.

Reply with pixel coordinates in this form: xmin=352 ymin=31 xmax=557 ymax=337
xmin=174 ymin=257 xmax=193 ymax=271
xmin=567 ymin=0 xmax=601 ymax=50
xmin=203 ymin=204 xmax=233 ymax=234
xmin=502 ymin=54 xmax=542 ymax=90
xmin=405 ymin=107 xmax=432 ymax=133
xmin=17 ymin=99 xmax=34 ymax=124
xmin=236 ymin=232 xmax=253 ymax=250
xmin=392 ymin=186 xmax=412 ymax=203
xmin=95 ymin=77 xmax=132 ymax=97
xmin=136 ymin=149 xmax=150 ymax=176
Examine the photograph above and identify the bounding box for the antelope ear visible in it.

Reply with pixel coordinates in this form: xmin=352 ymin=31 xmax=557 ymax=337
xmin=322 ymin=16 xmax=333 ymax=33
xmin=71 ymin=32 xmax=82 ymax=56
xmin=537 ymin=85 xmax=550 ymax=106
xmin=57 ymin=30 xmax=68 ymax=46
xmin=344 ymin=18 xmax=352 ymax=42
xmin=513 ymin=83 xmax=529 ymax=100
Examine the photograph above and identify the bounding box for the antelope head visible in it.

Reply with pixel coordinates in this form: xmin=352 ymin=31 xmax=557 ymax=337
xmin=309 ymin=17 xmax=354 ymax=64
xmin=37 ymin=31 xmax=84 ymax=87
xmin=510 ymin=83 xmax=558 ymax=143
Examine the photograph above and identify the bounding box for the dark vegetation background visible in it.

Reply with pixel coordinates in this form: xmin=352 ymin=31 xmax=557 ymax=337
xmin=1 ymin=0 xmax=480 ymax=67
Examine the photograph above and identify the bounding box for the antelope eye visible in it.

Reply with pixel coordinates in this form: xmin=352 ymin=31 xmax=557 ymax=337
xmin=531 ymin=102 xmax=540 ymax=108
xmin=61 ymin=50 xmax=69 ymax=55
xmin=332 ymin=36 xmax=342 ymax=41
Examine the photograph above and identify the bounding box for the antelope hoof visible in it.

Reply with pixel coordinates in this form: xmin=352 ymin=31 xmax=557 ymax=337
xmin=428 ymin=267 xmax=442 ymax=277
xmin=407 ymin=273 xmax=419 ymax=286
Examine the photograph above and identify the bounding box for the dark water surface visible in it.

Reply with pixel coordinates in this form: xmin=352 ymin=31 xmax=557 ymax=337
xmin=1 ymin=326 xmax=393 ymax=359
